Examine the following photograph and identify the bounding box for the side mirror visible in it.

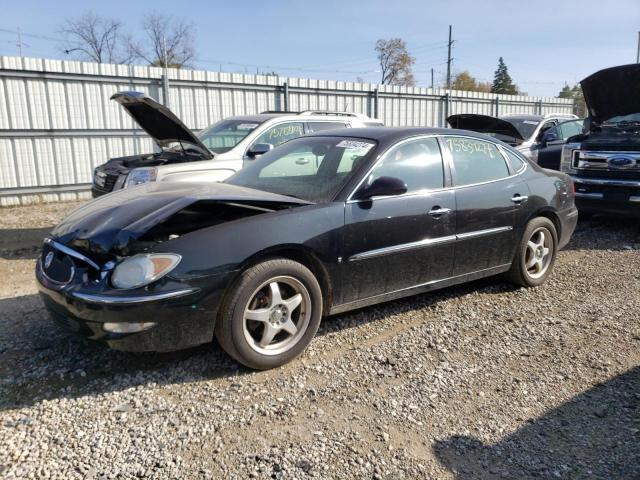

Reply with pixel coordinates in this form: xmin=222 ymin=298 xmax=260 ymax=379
xmin=353 ymin=176 xmax=407 ymax=200
xmin=540 ymin=130 xmax=560 ymax=145
xmin=247 ymin=143 xmax=273 ymax=158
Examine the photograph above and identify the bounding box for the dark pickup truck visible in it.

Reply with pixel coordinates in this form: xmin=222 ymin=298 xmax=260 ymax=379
xmin=561 ymin=64 xmax=640 ymax=217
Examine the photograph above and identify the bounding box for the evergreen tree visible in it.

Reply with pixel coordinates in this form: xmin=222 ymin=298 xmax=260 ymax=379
xmin=558 ymin=83 xmax=587 ymax=117
xmin=491 ymin=57 xmax=518 ymax=95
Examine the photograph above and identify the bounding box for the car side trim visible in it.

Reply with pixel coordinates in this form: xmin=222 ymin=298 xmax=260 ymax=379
xmin=71 ymin=288 xmax=199 ymax=305
xmin=348 ymin=235 xmax=457 ymax=262
xmin=330 ymin=263 xmax=512 ymax=315
xmin=456 ymin=226 xmax=513 ymax=240
xmin=348 ymin=226 xmax=512 ymax=262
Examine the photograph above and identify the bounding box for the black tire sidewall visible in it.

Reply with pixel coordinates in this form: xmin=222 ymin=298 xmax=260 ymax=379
xmin=224 ymin=259 xmax=323 ymax=370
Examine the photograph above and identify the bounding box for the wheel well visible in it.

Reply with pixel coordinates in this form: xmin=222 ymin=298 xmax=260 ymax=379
xmin=533 ymin=209 xmax=561 ymax=240
xmin=238 ymin=247 xmax=333 ymax=315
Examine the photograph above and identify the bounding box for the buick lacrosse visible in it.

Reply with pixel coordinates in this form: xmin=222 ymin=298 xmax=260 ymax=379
xmin=37 ymin=128 xmax=578 ymax=369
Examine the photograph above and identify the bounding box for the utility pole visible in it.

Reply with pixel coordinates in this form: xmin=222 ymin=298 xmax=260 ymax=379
xmin=431 ymin=68 xmax=434 ymax=89
xmin=161 ymin=35 xmax=170 ymax=108
xmin=637 ymin=31 xmax=640 ymax=63
xmin=446 ymin=25 xmax=453 ymax=89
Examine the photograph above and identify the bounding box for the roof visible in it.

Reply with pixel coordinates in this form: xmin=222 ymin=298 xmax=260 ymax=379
xmin=304 ymin=126 xmax=504 ymax=144
xmin=500 ymin=114 xmax=543 ymax=121
xmin=224 ymin=111 xmax=380 ymax=123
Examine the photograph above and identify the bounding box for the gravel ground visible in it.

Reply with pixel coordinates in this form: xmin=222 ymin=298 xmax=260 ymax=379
xmin=0 ymin=202 xmax=639 ymax=479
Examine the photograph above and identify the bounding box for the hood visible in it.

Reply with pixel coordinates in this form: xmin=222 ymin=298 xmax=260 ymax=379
xmin=446 ymin=114 xmax=525 ymax=141
xmin=112 ymin=91 xmax=213 ymax=159
xmin=581 ymin=64 xmax=640 ymax=125
xmin=52 ymin=182 xmax=310 ymax=256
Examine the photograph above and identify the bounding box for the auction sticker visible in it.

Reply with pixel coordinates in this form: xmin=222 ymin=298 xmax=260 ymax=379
xmin=336 ymin=140 xmax=373 ymax=149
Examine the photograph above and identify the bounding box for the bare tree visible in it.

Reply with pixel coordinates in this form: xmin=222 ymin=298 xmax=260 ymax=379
xmin=130 ymin=13 xmax=195 ymax=68
xmin=375 ymin=38 xmax=415 ymax=86
xmin=59 ymin=12 xmax=133 ymax=64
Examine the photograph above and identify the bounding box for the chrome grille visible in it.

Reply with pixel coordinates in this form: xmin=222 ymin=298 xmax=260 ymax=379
xmin=573 ymin=151 xmax=640 ymax=171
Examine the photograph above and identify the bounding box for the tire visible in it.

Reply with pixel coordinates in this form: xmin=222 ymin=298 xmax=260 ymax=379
xmin=506 ymin=217 xmax=558 ymax=288
xmin=215 ymin=258 xmax=323 ymax=370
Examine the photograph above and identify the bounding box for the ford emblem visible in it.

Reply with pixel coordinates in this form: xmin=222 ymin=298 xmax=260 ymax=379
xmin=608 ymin=156 xmax=635 ymax=168
xmin=44 ymin=251 xmax=54 ymax=269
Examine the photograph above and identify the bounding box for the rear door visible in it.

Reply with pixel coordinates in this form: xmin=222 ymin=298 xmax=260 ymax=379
xmin=341 ymin=136 xmax=456 ymax=303
xmin=441 ymin=136 xmax=526 ymax=276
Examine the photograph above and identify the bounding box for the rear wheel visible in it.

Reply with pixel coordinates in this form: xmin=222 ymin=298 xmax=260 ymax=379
xmin=215 ymin=259 xmax=323 ymax=369
xmin=506 ymin=217 xmax=557 ymax=287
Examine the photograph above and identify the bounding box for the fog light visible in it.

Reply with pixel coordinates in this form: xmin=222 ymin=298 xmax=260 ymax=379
xmin=103 ymin=322 xmax=157 ymax=333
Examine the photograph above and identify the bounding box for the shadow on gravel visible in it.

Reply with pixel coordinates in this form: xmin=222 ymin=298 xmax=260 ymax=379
xmin=564 ymin=216 xmax=640 ymax=252
xmin=433 ymin=366 xmax=640 ymax=480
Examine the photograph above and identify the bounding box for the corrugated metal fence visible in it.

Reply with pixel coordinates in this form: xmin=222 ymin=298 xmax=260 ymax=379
xmin=0 ymin=56 xmax=574 ymax=206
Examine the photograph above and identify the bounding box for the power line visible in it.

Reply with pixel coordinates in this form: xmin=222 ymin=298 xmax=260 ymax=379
xmin=0 ymin=27 xmax=63 ymax=43
xmin=194 ymin=57 xmax=378 ymax=75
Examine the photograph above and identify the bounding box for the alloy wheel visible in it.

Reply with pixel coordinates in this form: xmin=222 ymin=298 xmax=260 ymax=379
xmin=524 ymin=227 xmax=553 ymax=279
xmin=242 ymin=276 xmax=311 ymax=356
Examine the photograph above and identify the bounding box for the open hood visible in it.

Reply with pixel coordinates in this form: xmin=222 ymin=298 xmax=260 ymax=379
xmin=581 ymin=64 xmax=640 ymax=124
xmin=111 ymin=91 xmax=213 ymax=159
xmin=52 ymin=182 xmax=310 ymax=255
xmin=446 ymin=114 xmax=525 ymax=141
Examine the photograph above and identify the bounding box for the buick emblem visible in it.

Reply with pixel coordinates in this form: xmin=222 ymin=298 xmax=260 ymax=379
xmin=44 ymin=251 xmax=54 ymax=269
xmin=608 ymin=156 xmax=635 ymax=168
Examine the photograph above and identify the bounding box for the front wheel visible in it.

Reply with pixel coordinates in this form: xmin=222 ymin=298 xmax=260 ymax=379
xmin=215 ymin=259 xmax=323 ymax=370
xmin=506 ymin=217 xmax=558 ymax=287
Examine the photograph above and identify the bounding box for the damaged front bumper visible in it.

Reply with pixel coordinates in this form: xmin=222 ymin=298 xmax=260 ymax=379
xmin=36 ymin=257 xmax=233 ymax=352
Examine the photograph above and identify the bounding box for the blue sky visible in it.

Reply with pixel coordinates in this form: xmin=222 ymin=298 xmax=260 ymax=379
xmin=1 ymin=0 xmax=638 ymax=96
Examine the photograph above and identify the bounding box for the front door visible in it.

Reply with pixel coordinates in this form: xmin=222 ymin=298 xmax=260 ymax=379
xmin=441 ymin=136 xmax=525 ymax=276
xmin=341 ymin=136 xmax=456 ymax=303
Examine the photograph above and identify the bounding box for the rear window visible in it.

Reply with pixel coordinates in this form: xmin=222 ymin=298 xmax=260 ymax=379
xmin=446 ymin=137 xmax=510 ymax=186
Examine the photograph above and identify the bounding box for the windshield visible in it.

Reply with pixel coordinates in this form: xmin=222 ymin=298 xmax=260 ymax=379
xmin=197 ymin=119 xmax=263 ymax=154
xmin=500 ymin=118 xmax=540 ymax=139
xmin=603 ymin=113 xmax=640 ymax=126
xmin=225 ymin=136 xmax=377 ymax=202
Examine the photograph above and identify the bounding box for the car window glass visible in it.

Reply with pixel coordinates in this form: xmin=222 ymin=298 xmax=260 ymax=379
xmin=253 ymin=122 xmax=304 ymax=148
xmin=537 ymin=121 xmax=556 ymax=140
xmin=365 ymin=137 xmax=444 ymax=193
xmin=447 ymin=137 xmax=510 ymax=186
xmin=558 ymin=120 xmax=583 ymax=140
xmin=503 ymin=148 xmax=526 ymax=171
xmin=260 ymin=145 xmax=325 ymax=177
xmin=258 ymin=139 xmax=374 ymax=180
xmin=228 ymin=136 xmax=376 ymax=202
xmin=308 ymin=121 xmax=347 ymax=133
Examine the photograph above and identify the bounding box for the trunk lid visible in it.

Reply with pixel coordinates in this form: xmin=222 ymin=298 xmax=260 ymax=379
xmin=446 ymin=114 xmax=525 ymax=144
xmin=112 ymin=91 xmax=213 ymax=159
xmin=581 ymin=64 xmax=640 ymax=125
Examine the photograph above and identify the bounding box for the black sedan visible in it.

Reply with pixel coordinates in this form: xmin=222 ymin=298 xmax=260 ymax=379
xmin=36 ymin=128 xmax=578 ymax=369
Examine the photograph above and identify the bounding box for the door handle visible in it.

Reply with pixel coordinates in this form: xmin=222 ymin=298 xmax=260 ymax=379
xmin=428 ymin=206 xmax=451 ymax=217
xmin=511 ymin=194 xmax=529 ymax=204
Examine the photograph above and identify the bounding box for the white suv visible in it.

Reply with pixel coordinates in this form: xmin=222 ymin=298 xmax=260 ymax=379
xmin=92 ymin=91 xmax=383 ymax=197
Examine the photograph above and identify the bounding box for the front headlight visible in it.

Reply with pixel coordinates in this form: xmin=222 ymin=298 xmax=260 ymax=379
xmin=111 ymin=253 xmax=181 ymax=289
xmin=561 ymin=143 xmax=580 ymax=173
xmin=125 ymin=167 xmax=157 ymax=188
